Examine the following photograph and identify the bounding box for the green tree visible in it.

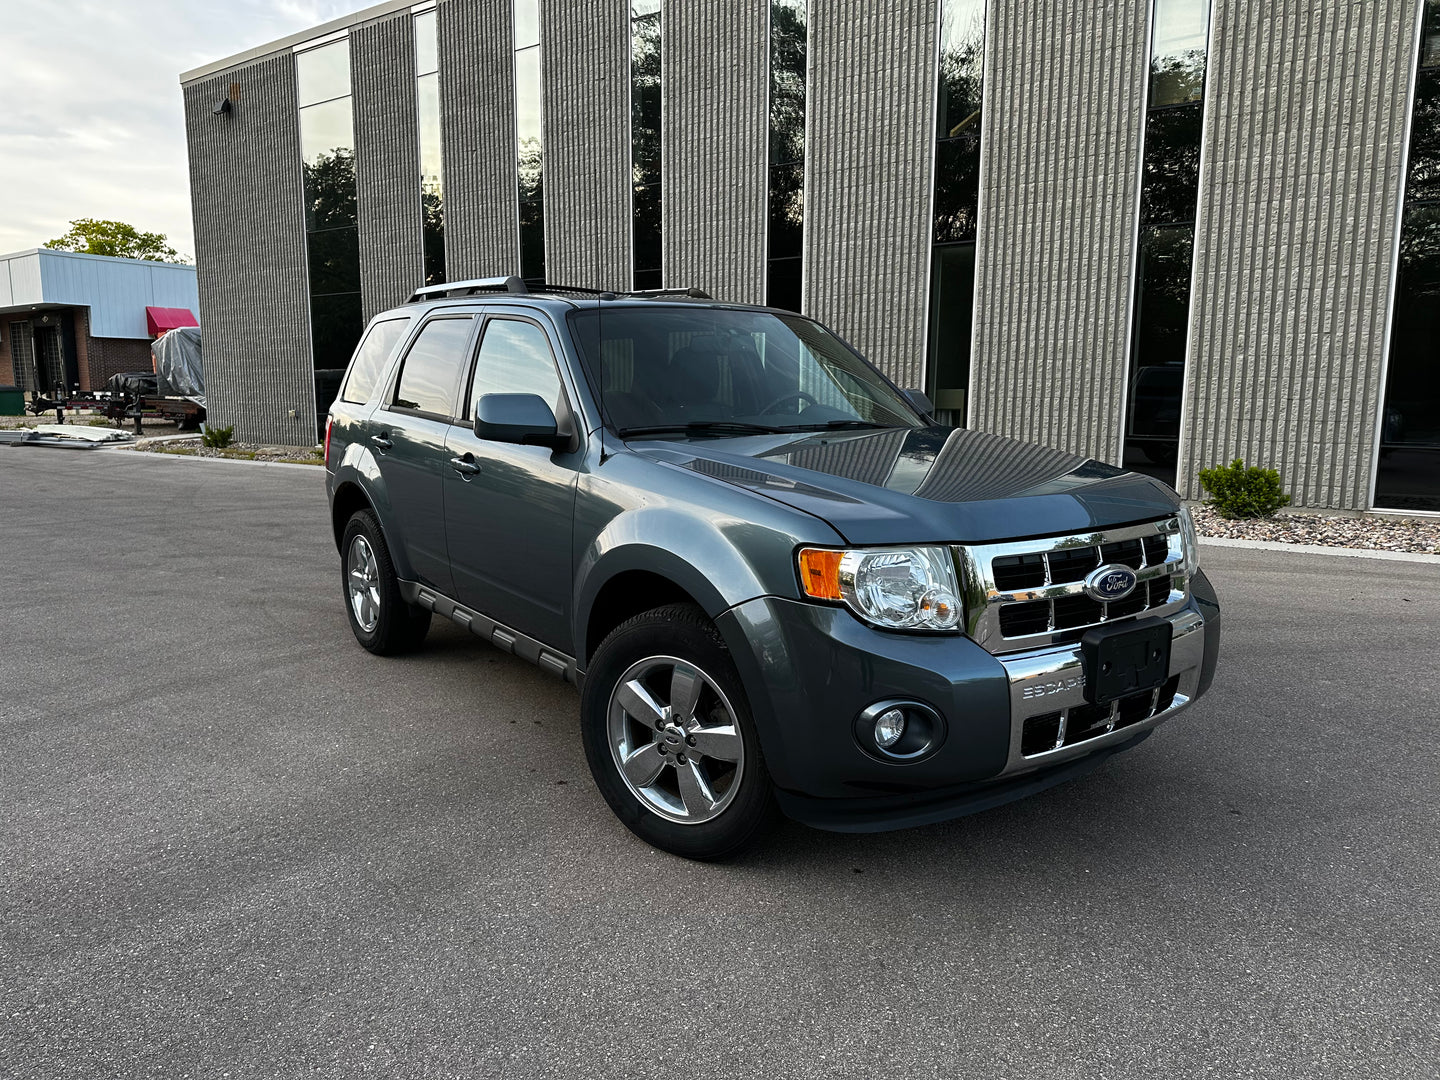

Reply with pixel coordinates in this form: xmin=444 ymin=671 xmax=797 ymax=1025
xmin=43 ymin=218 xmax=187 ymax=263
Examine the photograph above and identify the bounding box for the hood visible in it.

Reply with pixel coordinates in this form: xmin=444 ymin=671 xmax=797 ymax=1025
xmin=630 ymin=425 xmax=1180 ymax=545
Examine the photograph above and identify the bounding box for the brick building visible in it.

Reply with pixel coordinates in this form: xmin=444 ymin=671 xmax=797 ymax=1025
xmin=0 ymin=249 xmax=199 ymax=398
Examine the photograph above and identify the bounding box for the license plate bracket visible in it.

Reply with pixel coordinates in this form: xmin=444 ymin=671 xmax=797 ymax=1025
xmin=1081 ymin=618 xmax=1172 ymax=705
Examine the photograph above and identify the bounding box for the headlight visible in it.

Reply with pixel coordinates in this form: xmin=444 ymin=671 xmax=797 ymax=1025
xmin=798 ymin=546 xmax=962 ymax=632
xmin=1177 ymin=505 xmax=1200 ymax=574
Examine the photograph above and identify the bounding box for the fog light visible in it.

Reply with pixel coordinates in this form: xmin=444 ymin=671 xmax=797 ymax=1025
xmin=874 ymin=708 xmax=906 ymax=748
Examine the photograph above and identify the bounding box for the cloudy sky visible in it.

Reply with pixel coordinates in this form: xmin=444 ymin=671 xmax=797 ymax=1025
xmin=0 ymin=0 xmax=359 ymax=259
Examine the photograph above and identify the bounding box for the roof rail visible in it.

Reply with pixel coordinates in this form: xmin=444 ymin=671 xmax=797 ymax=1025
xmin=631 ymin=287 xmax=712 ymax=300
xmin=407 ymin=276 xmax=528 ymax=303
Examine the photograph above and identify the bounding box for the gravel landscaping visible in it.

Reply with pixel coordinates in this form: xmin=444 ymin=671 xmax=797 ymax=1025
xmin=130 ymin=437 xmax=324 ymax=465
xmin=1192 ymin=504 xmax=1440 ymax=554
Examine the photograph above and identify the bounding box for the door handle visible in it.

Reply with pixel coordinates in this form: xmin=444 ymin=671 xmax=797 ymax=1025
xmin=449 ymin=454 xmax=482 ymax=477
xmin=370 ymin=433 xmax=393 ymax=450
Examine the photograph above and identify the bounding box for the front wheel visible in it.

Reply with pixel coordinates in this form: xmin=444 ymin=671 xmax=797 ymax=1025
xmin=581 ymin=604 xmax=778 ymax=859
xmin=341 ymin=509 xmax=431 ymax=655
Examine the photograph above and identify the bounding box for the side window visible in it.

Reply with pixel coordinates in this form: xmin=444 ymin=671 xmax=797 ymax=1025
xmin=392 ymin=316 xmax=475 ymax=416
xmin=340 ymin=318 xmax=408 ymax=405
xmin=469 ymin=318 xmax=564 ymax=418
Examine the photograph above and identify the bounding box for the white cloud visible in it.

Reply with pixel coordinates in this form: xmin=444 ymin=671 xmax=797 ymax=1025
xmin=0 ymin=0 xmax=357 ymax=258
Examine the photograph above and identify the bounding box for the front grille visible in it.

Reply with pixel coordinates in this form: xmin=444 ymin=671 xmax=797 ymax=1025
xmin=1020 ymin=675 xmax=1182 ymax=757
xmin=956 ymin=517 xmax=1189 ymax=655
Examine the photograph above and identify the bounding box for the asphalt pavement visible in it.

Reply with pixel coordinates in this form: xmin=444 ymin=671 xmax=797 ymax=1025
xmin=2 ymin=448 xmax=1437 ymax=1079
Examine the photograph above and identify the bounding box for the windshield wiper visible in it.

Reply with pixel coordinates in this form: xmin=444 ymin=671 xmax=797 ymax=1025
xmin=775 ymin=419 xmax=892 ymax=432
xmin=616 ymin=421 xmax=787 ymax=438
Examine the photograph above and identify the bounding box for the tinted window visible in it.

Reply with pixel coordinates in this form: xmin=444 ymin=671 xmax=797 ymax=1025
xmin=296 ymin=40 xmax=350 ymax=108
xmin=470 ymin=319 xmax=563 ymax=418
xmin=393 ymin=317 xmax=474 ymax=415
xmin=341 ymin=319 xmax=408 ymax=405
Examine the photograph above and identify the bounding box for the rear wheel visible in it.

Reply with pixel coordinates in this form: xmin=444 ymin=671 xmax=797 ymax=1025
xmin=582 ymin=604 xmax=778 ymax=859
xmin=341 ymin=509 xmax=431 ymax=655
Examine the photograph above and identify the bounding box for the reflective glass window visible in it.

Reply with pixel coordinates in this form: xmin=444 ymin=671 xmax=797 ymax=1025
xmin=416 ymin=8 xmax=445 ymax=288
xmin=1375 ymin=11 xmax=1440 ymax=510
xmin=341 ymin=319 xmax=409 ymax=405
xmin=296 ymin=40 xmax=351 ymax=107
xmin=311 ymin=293 xmax=365 ymax=377
xmin=937 ymin=0 xmax=985 ymax=141
xmin=513 ymin=0 xmax=540 ymax=50
xmin=300 ymin=98 xmax=356 ymax=231
xmin=1424 ymin=0 xmax=1440 ymax=68
xmin=1406 ymin=68 xmax=1440 ymax=204
xmin=631 ymin=3 xmax=662 ymax=289
xmin=1149 ymin=0 xmax=1209 ymax=107
xmin=767 ymin=0 xmax=806 ymax=310
xmin=926 ymin=0 xmax=988 ymax=422
xmin=470 ymin=319 xmax=564 ymax=419
xmin=1124 ymin=0 xmax=1211 ymax=483
xmin=414 ymin=10 xmax=439 ymax=75
xmin=514 ymin=7 xmax=545 ymax=283
xmin=926 ymin=244 xmax=975 ymax=415
xmin=393 ymin=317 xmax=474 ymax=416
xmin=1138 ymin=104 xmax=1204 ymax=225
xmin=306 ymin=227 xmax=361 ymax=295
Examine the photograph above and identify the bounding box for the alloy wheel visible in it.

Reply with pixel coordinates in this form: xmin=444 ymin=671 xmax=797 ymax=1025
xmin=606 ymin=655 xmax=746 ymax=825
xmin=347 ymin=534 xmax=382 ymax=633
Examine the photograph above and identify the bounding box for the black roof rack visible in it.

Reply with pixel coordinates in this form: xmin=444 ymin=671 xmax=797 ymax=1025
xmin=406 ymin=277 xmax=713 ymax=305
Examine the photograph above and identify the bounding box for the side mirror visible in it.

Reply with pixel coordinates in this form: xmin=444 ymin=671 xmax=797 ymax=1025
xmin=903 ymin=388 xmax=935 ymax=418
xmin=474 ymin=393 xmax=565 ymax=448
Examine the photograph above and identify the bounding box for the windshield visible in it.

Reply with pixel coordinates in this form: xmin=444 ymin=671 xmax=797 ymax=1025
xmin=567 ymin=305 xmax=923 ymax=435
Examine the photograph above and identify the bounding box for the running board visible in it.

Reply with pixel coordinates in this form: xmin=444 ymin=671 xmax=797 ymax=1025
xmin=398 ymin=581 xmax=579 ymax=685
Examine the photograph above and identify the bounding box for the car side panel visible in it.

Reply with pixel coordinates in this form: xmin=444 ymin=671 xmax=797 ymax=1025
xmin=571 ymin=447 xmax=847 ymax=665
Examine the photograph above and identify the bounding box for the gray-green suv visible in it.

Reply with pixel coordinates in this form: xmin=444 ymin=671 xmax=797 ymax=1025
xmin=325 ymin=277 xmax=1221 ymax=859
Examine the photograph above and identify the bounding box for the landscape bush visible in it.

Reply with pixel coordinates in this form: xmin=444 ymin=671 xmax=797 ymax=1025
xmin=201 ymin=424 xmax=235 ymax=449
xmin=1197 ymin=458 xmax=1291 ymax=519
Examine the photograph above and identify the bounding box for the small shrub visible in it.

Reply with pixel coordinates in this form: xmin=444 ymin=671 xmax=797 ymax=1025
xmin=202 ymin=424 xmax=235 ymax=449
xmin=1197 ymin=458 xmax=1292 ymax=519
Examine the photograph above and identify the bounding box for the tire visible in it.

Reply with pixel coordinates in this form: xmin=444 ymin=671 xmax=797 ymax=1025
xmin=340 ymin=509 xmax=431 ymax=655
xmin=581 ymin=604 xmax=779 ymax=859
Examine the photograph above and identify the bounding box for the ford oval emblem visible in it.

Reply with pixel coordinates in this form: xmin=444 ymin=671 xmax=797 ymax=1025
xmin=1084 ymin=564 xmax=1138 ymax=603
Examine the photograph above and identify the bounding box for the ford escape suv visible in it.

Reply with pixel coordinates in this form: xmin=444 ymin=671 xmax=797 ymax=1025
xmin=325 ymin=276 xmax=1221 ymax=859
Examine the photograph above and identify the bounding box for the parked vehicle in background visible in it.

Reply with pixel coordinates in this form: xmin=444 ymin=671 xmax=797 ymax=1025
xmin=325 ymin=277 xmax=1222 ymax=858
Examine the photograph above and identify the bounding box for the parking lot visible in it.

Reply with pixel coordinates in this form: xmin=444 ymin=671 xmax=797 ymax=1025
xmin=2 ymin=449 xmax=1437 ymax=1079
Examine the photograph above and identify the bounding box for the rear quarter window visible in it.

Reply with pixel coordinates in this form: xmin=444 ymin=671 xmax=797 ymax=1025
xmin=340 ymin=319 xmax=409 ymax=405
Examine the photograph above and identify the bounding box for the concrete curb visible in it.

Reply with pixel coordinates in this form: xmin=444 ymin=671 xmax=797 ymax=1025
xmin=103 ymin=446 xmax=325 ymax=473
xmin=1199 ymin=535 xmax=1440 ymax=564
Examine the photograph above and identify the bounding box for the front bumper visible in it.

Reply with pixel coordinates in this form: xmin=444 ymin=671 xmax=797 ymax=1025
xmin=716 ymin=568 xmax=1221 ymax=831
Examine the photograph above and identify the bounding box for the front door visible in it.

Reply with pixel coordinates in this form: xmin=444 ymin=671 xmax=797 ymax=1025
xmin=369 ymin=313 xmax=478 ymax=594
xmin=443 ymin=314 xmax=580 ymax=651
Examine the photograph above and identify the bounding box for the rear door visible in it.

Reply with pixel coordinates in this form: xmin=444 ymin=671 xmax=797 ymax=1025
xmin=370 ymin=313 xmax=478 ymax=593
xmin=443 ymin=314 xmax=581 ymax=650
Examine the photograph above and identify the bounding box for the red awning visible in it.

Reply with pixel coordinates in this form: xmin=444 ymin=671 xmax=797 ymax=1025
xmin=146 ymin=307 xmax=198 ymax=337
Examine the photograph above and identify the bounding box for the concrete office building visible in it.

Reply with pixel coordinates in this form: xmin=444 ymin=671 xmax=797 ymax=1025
xmin=181 ymin=0 xmax=1440 ymax=512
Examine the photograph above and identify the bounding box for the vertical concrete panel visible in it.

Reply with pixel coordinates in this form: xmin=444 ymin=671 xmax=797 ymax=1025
xmin=1180 ymin=1 xmax=1417 ymax=510
xmin=663 ymin=0 xmax=768 ymax=303
xmin=805 ymin=0 xmax=936 ymax=388
xmin=541 ymin=0 xmax=630 ymax=290
xmin=438 ymin=0 xmax=519 ymax=278
xmin=970 ymin=0 xmax=1150 ymax=461
xmin=353 ymin=13 xmax=424 ymax=319
xmin=184 ymin=55 xmax=316 ymax=446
